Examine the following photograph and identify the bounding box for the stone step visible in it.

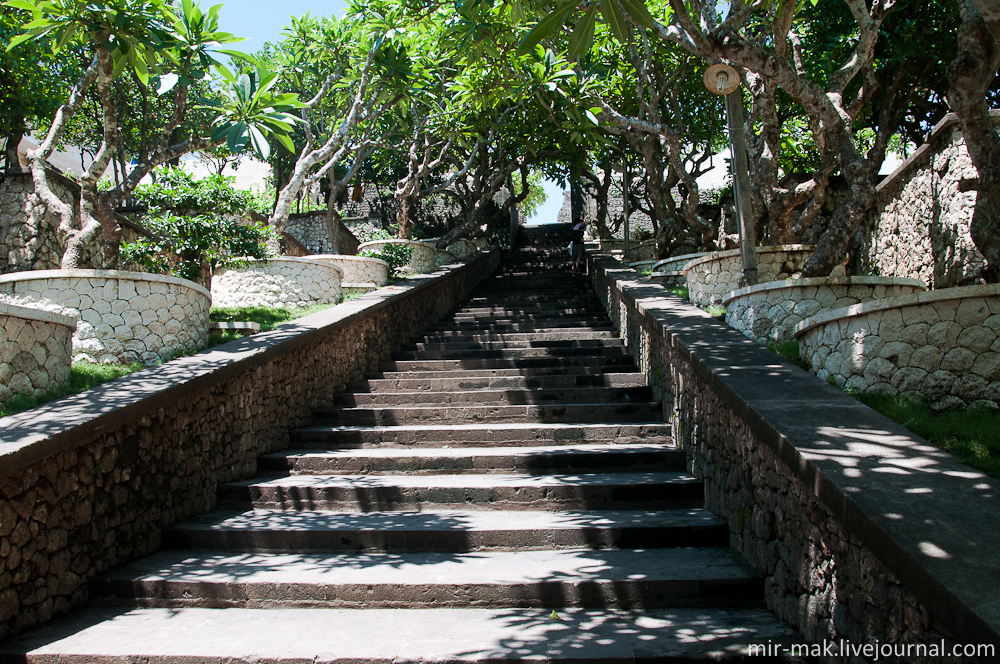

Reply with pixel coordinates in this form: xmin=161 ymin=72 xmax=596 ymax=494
xmin=90 ymin=547 xmax=764 ymax=610
xmin=349 ymin=372 xmax=647 ymax=393
xmin=404 ymin=338 xmax=624 ymax=351
xmin=378 ymin=356 xmax=635 ymax=372
xmin=334 ymin=386 xmax=653 ymax=407
xmin=369 ymin=365 xmax=638 ymax=380
xmin=446 ymin=308 xmax=607 ymax=319
xmin=258 ymin=443 xmax=680 ymax=475
xmin=433 ymin=315 xmax=611 ymax=327
xmin=162 ymin=508 xmax=728 ymax=553
xmin=217 ymin=472 xmax=702 ymax=511
xmin=426 ymin=320 xmax=613 ymax=332
xmin=288 ymin=422 xmax=673 ymax=448
xmin=418 ymin=330 xmax=616 ymax=342
xmin=390 ymin=347 xmax=630 ymax=361
xmin=310 ymin=401 xmax=662 ymax=426
xmin=0 ymin=606 xmax=800 ymax=662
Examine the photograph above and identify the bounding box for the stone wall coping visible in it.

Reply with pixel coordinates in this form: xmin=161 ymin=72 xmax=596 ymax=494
xmin=0 ymin=269 xmax=210 ymax=299
xmin=721 ymin=276 xmax=928 ymax=306
xmin=792 ymin=283 xmax=1000 ymax=338
xmin=0 ymin=252 xmax=496 ymax=479
xmin=221 ymin=257 xmax=345 ymax=278
xmin=0 ymin=302 xmax=78 ymax=328
xmin=652 ymin=252 xmax=711 ymax=272
xmin=682 ymin=245 xmax=816 ymax=275
xmin=650 ymin=271 xmax=683 ymax=278
xmin=591 ymin=251 xmax=1000 ymax=648
xmin=309 ymin=254 xmax=390 ymax=269
xmin=358 ymin=239 xmax=436 ymax=251
xmin=628 ymin=260 xmax=657 ymax=269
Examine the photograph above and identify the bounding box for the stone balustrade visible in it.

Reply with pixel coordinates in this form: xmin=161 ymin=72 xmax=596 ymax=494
xmin=0 ymin=303 xmax=75 ymax=405
xmin=358 ymin=240 xmax=438 ymax=275
xmin=0 ymin=270 xmax=210 ymax=366
xmin=794 ymin=283 xmax=1000 ymax=410
xmin=724 ymin=277 xmax=927 ymax=344
xmin=684 ymin=245 xmax=839 ymax=307
xmin=211 ymin=258 xmax=343 ymax=309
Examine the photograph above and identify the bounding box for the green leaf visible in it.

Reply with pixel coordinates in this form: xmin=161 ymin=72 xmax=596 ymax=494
xmin=247 ymin=123 xmax=270 ymax=160
xmin=567 ymin=6 xmax=596 ymax=62
xmin=155 ymin=72 xmax=179 ymax=95
xmin=618 ymin=0 xmax=659 ymax=30
xmin=272 ymin=130 xmax=296 ymax=155
xmin=4 ymin=0 xmax=38 ymax=10
xmin=227 ymin=121 xmax=247 ymax=153
xmin=4 ymin=32 xmax=35 ymax=52
xmin=236 ymin=73 xmax=252 ymax=103
xmin=601 ymin=0 xmax=628 ymax=43
xmin=515 ymin=0 xmax=580 ymax=57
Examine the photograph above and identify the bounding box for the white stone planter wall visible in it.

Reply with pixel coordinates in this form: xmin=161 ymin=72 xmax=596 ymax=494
xmin=628 ymin=260 xmax=657 ymax=273
xmin=0 ymin=270 xmax=210 ymax=366
xmin=724 ymin=277 xmax=927 ymax=344
xmin=684 ymin=245 xmax=839 ymax=307
xmin=0 ymin=303 xmax=75 ymax=405
xmin=358 ymin=240 xmax=437 ymax=275
xmin=650 ymin=271 xmax=686 ymax=288
xmin=794 ymin=284 xmax=1000 ymax=410
xmin=211 ymin=258 xmax=343 ymax=309
xmin=653 ymin=252 xmax=711 ymax=274
xmin=435 ymin=250 xmax=458 ymax=268
xmin=308 ymin=255 xmax=389 ymax=287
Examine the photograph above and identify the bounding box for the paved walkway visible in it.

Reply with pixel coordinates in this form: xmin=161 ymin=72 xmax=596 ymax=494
xmin=0 ymin=224 xmax=799 ymax=662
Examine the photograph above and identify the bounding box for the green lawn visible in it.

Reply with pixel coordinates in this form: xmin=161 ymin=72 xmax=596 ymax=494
xmin=208 ymin=294 xmax=359 ymax=346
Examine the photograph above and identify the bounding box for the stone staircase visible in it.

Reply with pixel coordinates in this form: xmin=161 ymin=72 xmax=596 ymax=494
xmin=1 ymin=224 xmax=798 ymax=661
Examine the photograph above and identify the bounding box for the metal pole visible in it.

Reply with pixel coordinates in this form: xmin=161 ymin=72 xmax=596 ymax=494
xmin=507 ymin=174 xmax=519 ymax=248
xmin=725 ymin=89 xmax=758 ymax=286
xmin=623 ymin=160 xmax=630 ymax=261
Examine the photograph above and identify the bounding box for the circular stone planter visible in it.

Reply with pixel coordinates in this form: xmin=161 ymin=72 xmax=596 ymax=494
xmin=626 ymin=240 xmax=657 ymax=262
xmin=649 ymin=271 xmax=686 ymax=288
xmin=309 ymin=255 xmax=389 ymax=288
xmin=435 ymin=250 xmax=458 ymax=268
xmin=0 ymin=270 xmax=210 ymax=366
xmin=628 ymin=260 xmax=657 ymax=273
xmin=723 ymin=277 xmax=927 ymax=344
xmin=212 ymin=258 xmax=344 ymax=309
xmin=357 ymin=239 xmax=437 ymax=275
xmin=653 ymin=252 xmax=711 ymax=274
xmin=0 ymin=303 xmax=75 ymax=405
xmin=684 ymin=245 xmax=843 ymax=307
xmin=793 ymin=284 xmax=1000 ymax=410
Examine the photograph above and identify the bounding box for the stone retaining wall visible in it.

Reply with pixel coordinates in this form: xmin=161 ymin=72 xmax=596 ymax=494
xmin=653 ymin=251 xmax=710 ymax=274
xmin=794 ymin=284 xmax=1000 ymax=411
xmin=211 ymin=258 xmax=343 ymax=309
xmin=589 ymin=252 xmax=999 ymax=661
xmin=0 ymin=171 xmax=71 ymax=275
xmin=684 ymin=245 xmax=834 ymax=307
xmin=308 ymin=255 xmax=388 ymax=287
xmin=0 ymin=304 xmax=75 ymax=406
xmin=283 ymin=212 xmax=361 ymax=256
xmin=358 ymin=240 xmax=437 ymax=275
xmin=861 ymin=113 xmax=997 ymax=288
xmin=0 ymin=251 xmax=500 ymax=640
xmin=723 ymin=277 xmax=927 ymax=344
xmin=0 ymin=270 xmax=210 ymax=366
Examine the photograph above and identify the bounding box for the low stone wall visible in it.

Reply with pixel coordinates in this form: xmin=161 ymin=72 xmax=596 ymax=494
xmin=653 ymin=251 xmax=710 ymax=274
xmin=0 ymin=251 xmax=500 ymax=640
xmin=597 ymin=238 xmax=656 ymax=262
xmin=0 ymin=270 xmax=210 ymax=366
xmin=308 ymin=255 xmax=389 ymax=287
xmin=211 ymin=258 xmax=344 ymax=309
xmin=435 ymin=250 xmax=458 ymax=268
xmin=723 ymin=277 xmax=927 ymax=344
xmin=0 ymin=171 xmax=67 ymax=275
xmin=588 ymin=252 xmax=1000 ymax=660
xmin=627 ymin=260 xmax=656 ymax=273
xmin=358 ymin=240 xmax=437 ymax=274
xmin=684 ymin=245 xmax=834 ymax=307
xmin=283 ymin=212 xmax=361 ymax=256
xmin=0 ymin=303 xmax=75 ymax=406
xmin=794 ymin=284 xmax=1000 ymax=411
xmin=649 ymin=271 xmax=685 ymax=288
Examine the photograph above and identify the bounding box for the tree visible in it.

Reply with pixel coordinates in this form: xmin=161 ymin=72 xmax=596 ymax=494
xmin=6 ymin=0 xmax=301 ymax=269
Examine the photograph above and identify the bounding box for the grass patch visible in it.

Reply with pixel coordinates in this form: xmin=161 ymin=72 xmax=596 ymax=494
xmin=668 ymin=285 xmax=690 ymax=300
xmin=0 ymin=361 xmax=144 ymax=418
xmin=764 ymin=339 xmax=809 ymax=369
xmin=704 ymin=304 xmax=726 ymax=318
xmin=852 ymin=392 xmax=1000 ymax=480
xmin=208 ymin=296 xmax=364 ymax=347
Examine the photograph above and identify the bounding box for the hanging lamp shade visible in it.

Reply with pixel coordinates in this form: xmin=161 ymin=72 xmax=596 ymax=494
xmin=703 ymin=64 xmax=741 ymax=96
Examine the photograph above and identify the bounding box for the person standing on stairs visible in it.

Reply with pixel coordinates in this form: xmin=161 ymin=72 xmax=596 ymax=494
xmin=569 ymin=220 xmax=586 ymax=273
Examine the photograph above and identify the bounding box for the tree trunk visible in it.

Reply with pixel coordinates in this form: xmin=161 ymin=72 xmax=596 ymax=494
xmin=3 ymin=130 xmax=22 ymax=172
xmin=397 ymin=195 xmax=415 ymax=239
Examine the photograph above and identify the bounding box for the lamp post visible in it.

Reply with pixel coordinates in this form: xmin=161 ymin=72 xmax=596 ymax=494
xmin=704 ymin=63 xmax=758 ymax=286
xmin=622 ymin=159 xmax=630 ymax=260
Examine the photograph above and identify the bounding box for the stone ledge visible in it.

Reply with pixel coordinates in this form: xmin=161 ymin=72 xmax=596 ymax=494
xmin=229 ymin=257 xmax=345 ymax=278
xmin=722 ymin=276 xmax=928 ymax=306
xmin=209 ymin=322 xmax=260 ymax=332
xmin=0 ymin=252 xmax=498 ymax=479
xmin=0 ymin=302 xmax=77 ymax=328
xmin=0 ymin=269 xmax=210 ymax=299
xmin=792 ymin=283 xmax=1000 ymax=338
xmin=652 ymin=252 xmax=711 ymax=273
xmin=589 ymin=252 xmax=1000 ymax=650
xmin=682 ymin=245 xmax=815 ymax=276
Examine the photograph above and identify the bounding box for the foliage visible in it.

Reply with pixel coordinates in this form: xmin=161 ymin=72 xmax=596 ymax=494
xmin=764 ymin=339 xmax=809 ymax=370
xmin=359 ymin=229 xmax=413 ymax=277
xmin=853 ymin=392 xmax=1000 ymax=481
xmin=135 ymin=167 xmax=257 ymax=215
xmin=121 ymin=213 xmax=274 ymax=282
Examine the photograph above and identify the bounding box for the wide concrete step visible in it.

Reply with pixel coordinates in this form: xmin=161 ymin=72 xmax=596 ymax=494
xmin=217 ymin=472 xmax=701 ymax=511
xmin=430 ymin=317 xmax=611 ymax=329
xmin=163 ymin=508 xmax=728 ymax=553
xmin=378 ymin=356 xmax=634 ymax=372
xmin=418 ymin=330 xmax=617 ymax=342
xmin=0 ymin=606 xmax=801 ymax=662
xmin=334 ymin=386 xmax=653 ymax=407
xmin=370 ymin=366 xmax=638 ymax=379
xmin=405 ymin=338 xmax=624 ymax=351
xmin=426 ymin=320 xmax=613 ymax=333
xmin=349 ymin=372 xmax=647 ymax=393
xmin=90 ymin=547 xmax=764 ymax=610
xmin=391 ymin=347 xmax=629 ymax=361
xmin=259 ymin=443 xmax=680 ymax=475
xmin=311 ymin=401 xmax=662 ymax=426
xmin=451 ymin=306 xmax=605 ymax=316
xmin=288 ymin=422 xmax=673 ymax=448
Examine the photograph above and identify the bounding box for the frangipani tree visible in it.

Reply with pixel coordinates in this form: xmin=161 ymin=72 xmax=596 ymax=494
xmin=5 ymin=0 xmax=301 ymax=269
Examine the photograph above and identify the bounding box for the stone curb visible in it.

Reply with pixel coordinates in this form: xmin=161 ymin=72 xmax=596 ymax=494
xmin=792 ymin=282 xmax=1000 ymax=338
xmin=0 ymin=302 xmax=78 ymax=328
xmin=0 ymin=251 xmax=499 ymax=479
xmin=721 ymin=276 xmax=928 ymax=306
xmin=0 ymin=269 xmax=210 ymax=299
xmin=682 ymin=245 xmax=815 ymax=276
xmin=589 ymin=251 xmax=1000 ymax=650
